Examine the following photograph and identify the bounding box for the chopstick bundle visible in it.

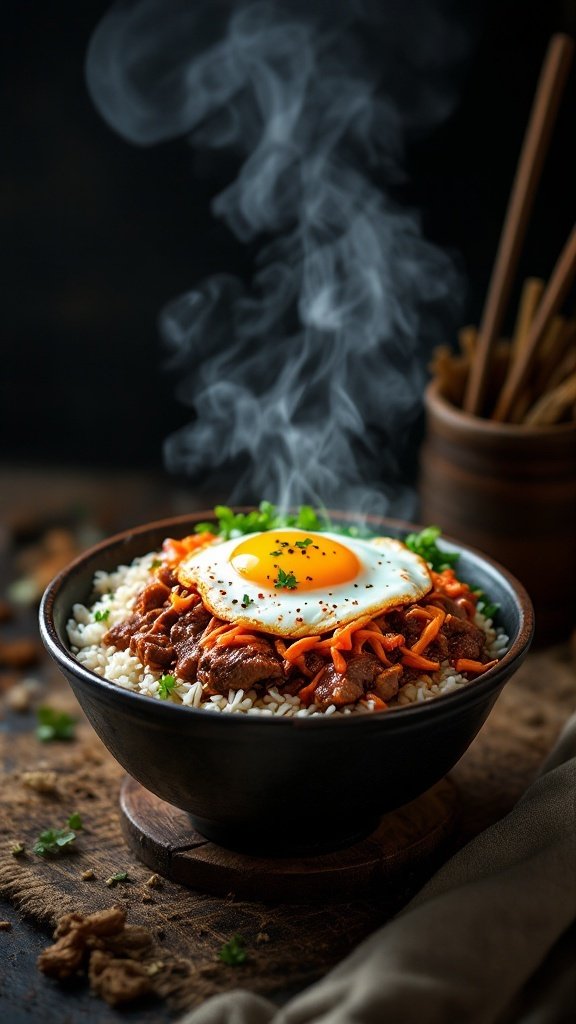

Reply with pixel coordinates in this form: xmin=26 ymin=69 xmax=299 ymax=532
xmin=463 ymin=33 xmax=574 ymax=416
xmin=524 ymin=372 xmax=576 ymax=425
xmin=493 ymin=223 xmax=576 ymax=421
xmin=430 ymin=270 xmax=576 ymax=426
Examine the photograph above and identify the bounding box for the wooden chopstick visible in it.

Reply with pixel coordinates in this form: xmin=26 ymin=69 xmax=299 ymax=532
xmin=493 ymin=223 xmax=576 ymax=421
xmin=510 ymin=278 xmax=544 ymax=361
xmin=463 ymin=34 xmax=574 ymax=416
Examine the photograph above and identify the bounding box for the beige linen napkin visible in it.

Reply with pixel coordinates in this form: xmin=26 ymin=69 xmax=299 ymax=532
xmin=181 ymin=714 xmax=576 ymax=1024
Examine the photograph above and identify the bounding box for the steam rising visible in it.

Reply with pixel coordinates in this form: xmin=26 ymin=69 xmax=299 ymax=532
xmin=87 ymin=0 xmax=468 ymax=515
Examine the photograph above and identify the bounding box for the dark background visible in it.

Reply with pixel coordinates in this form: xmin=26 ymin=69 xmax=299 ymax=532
xmin=1 ymin=0 xmax=574 ymax=474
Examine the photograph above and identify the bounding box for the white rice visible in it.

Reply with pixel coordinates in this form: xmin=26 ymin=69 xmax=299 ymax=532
xmin=67 ymin=551 xmax=509 ymax=716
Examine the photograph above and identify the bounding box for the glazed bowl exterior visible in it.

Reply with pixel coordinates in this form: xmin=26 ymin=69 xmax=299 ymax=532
xmin=40 ymin=513 xmax=534 ymax=853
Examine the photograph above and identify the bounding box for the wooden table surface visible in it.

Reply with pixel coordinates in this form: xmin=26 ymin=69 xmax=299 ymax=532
xmin=1 ymin=465 xmax=574 ymax=1023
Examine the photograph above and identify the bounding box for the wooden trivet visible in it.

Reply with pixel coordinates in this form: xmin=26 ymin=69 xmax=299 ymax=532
xmin=120 ymin=775 xmax=458 ymax=902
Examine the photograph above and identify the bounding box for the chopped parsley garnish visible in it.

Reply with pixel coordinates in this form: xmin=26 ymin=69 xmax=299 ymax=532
xmin=151 ymin=558 xmax=162 ymax=569
xmin=472 ymin=589 xmax=500 ymax=621
xmin=33 ymin=814 xmax=82 ymax=857
xmin=36 ymin=707 xmax=76 ymax=742
xmin=94 ymin=608 xmax=110 ymax=622
xmin=404 ymin=526 xmax=459 ymax=572
xmin=158 ymin=674 xmax=177 ymax=700
xmin=241 ymin=594 xmax=253 ymax=608
xmin=295 ymin=538 xmax=313 ymax=549
xmin=105 ymin=871 xmax=128 ymax=886
xmin=269 ymin=550 xmax=283 ymax=557
xmin=274 ymin=568 xmax=298 ymax=590
xmin=194 ymin=502 xmax=331 ymax=540
xmin=219 ymin=934 xmax=247 ymax=966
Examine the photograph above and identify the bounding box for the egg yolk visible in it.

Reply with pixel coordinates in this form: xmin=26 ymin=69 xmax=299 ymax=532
xmin=230 ymin=530 xmax=360 ymax=592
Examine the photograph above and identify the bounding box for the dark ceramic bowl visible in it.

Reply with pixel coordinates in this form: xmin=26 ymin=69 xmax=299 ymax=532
xmin=40 ymin=512 xmax=534 ymax=854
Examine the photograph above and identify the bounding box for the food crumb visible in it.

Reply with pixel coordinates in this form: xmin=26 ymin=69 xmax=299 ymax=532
xmin=105 ymin=871 xmax=128 ymax=887
xmin=0 ymin=921 xmax=12 ymax=931
xmin=145 ymin=873 xmax=161 ymax=888
xmin=11 ymin=841 xmax=25 ymax=857
xmin=37 ymin=905 xmax=158 ymax=1007
xmin=0 ymin=638 xmax=39 ymax=668
xmin=6 ymin=684 xmax=33 ymax=713
xmin=81 ymin=869 xmax=95 ymax=881
xmin=256 ymin=932 xmax=270 ymax=944
xmin=22 ymin=770 xmax=59 ymax=794
xmin=145 ymin=961 xmax=164 ymax=976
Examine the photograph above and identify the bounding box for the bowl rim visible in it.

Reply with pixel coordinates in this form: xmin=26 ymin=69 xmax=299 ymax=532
xmin=39 ymin=510 xmax=535 ymax=730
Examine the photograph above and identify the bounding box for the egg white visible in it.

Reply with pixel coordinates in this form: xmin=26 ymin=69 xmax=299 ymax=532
xmin=177 ymin=531 xmax=432 ymax=638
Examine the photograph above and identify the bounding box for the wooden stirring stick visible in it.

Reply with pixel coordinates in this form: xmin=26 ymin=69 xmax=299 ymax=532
xmin=463 ymin=34 xmax=574 ymax=416
xmin=493 ymin=223 xmax=576 ymax=421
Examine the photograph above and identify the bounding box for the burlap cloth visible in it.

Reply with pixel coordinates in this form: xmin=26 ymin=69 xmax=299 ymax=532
xmin=1 ymin=643 xmax=575 ymax=1016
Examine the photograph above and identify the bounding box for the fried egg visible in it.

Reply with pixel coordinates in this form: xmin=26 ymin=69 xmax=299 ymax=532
xmin=177 ymin=529 xmax=432 ymax=638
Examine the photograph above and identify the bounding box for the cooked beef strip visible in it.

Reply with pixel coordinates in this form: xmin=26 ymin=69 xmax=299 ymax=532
xmin=313 ymin=668 xmax=363 ymax=710
xmin=133 ymin=581 xmax=171 ymax=614
xmin=313 ymin=653 xmax=385 ymax=711
xmin=385 ymin=608 xmax=420 ymax=648
xmin=131 ymin=630 xmax=175 ymax=669
xmin=103 ymin=609 xmax=163 ymax=652
xmin=197 ymin=639 xmax=283 ymax=695
xmin=443 ymin=614 xmax=486 ymax=662
xmin=371 ymin=664 xmax=403 ymax=702
xmin=304 ymin=649 xmax=326 ymax=677
xmin=155 ymin=565 xmax=179 ymax=588
xmin=170 ymin=605 xmax=213 ymax=683
xmin=427 ymin=593 xmax=472 ymax=620
xmin=129 ymin=607 xmax=178 ymax=669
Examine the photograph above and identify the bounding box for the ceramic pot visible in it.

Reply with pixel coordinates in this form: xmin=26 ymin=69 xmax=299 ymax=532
xmin=420 ymin=381 xmax=576 ymax=644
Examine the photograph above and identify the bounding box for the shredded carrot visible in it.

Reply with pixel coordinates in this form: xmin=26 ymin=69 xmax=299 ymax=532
xmin=455 ymin=658 xmax=498 ymax=674
xmin=411 ymin=605 xmax=445 ymax=655
xmin=199 ymin=622 xmax=231 ymax=648
xmin=298 ymin=668 xmax=325 ymax=706
xmin=352 ymin=631 xmax=390 ymax=665
xmin=162 ymin=532 xmax=218 ymax=567
xmin=284 ymin=616 xmax=401 ymax=674
xmin=330 ymin=647 xmax=347 ymax=673
xmin=217 ymin=632 xmax=261 ymax=648
xmin=431 ymin=569 xmax=477 ymax=602
xmin=406 ymin=606 xmax=434 ymax=621
xmin=214 ymin=625 xmax=254 ymax=646
xmin=365 ymin=692 xmax=388 ymax=711
xmin=400 ymin=647 xmax=440 ymax=672
xmin=329 ymin=615 xmax=373 ymax=651
xmin=380 ymin=632 xmax=405 ymax=651
xmin=170 ymin=590 xmax=200 ymax=613
xmin=284 ymin=635 xmax=323 ymax=663
xmin=456 ymin=597 xmax=477 ymax=620
xmin=347 ymin=627 xmax=404 ymax=652
xmin=204 ymin=616 xmax=222 ymax=633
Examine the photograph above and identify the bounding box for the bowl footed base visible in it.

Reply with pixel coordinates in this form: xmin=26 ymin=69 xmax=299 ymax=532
xmin=119 ymin=775 xmax=459 ymax=901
